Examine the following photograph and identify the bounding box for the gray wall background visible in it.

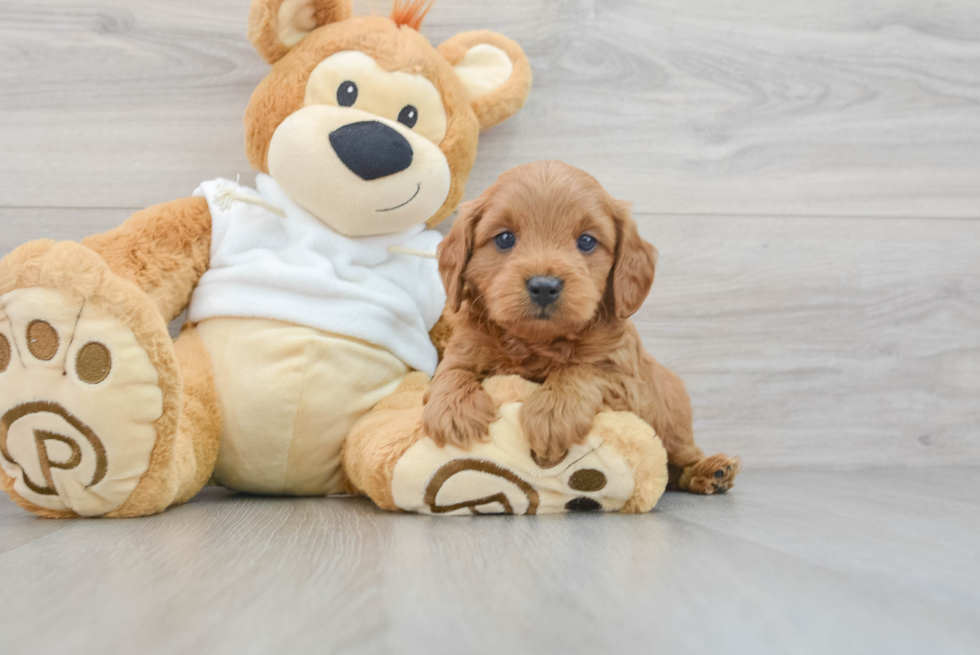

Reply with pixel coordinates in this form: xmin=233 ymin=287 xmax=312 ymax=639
xmin=1 ymin=0 xmax=977 ymax=467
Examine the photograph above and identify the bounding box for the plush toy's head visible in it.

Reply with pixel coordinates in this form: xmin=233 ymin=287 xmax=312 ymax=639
xmin=243 ymin=0 xmax=531 ymax=237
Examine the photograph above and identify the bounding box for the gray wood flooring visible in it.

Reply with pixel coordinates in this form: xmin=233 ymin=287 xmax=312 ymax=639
xmin=1 ymin=468 xmax=978 ymax=655
xmin=0 ymin=1 xmax=978 ymax=652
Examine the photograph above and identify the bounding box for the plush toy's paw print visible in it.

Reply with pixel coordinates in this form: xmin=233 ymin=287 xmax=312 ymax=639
xmin=681 ymin=454 xmax=742 ymax=495
xmin=391 ymin=397 xmax=669 ymax=515
xmin=0 ymin=288 xmax=164 ymax=516
xmin=394 ymin=443 xmax=637 ymax=515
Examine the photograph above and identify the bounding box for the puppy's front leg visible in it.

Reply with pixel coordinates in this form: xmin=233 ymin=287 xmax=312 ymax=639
xmin=520 ymin=366 xmax=606 ymax=467
xmin=423 ymin=366 xmax=497 ymax=449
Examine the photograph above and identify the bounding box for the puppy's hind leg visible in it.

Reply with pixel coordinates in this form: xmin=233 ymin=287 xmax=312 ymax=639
xmin=649 ymin=364 xmax=741 ymax=495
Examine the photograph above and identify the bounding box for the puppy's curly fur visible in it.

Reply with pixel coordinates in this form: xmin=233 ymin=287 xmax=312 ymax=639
xmin=423 ymin=160 xmax=740 ymax=494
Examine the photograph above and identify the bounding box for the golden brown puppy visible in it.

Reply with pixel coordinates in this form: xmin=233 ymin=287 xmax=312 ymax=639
xmin=423 ymin=161 xmax=741 ymax=494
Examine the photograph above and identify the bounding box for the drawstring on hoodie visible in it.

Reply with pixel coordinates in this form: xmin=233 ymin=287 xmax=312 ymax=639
xmin=387 ymin=245 xmax=437 ymax=259
xmin=213 ymin=183 xmax=437 ymax=259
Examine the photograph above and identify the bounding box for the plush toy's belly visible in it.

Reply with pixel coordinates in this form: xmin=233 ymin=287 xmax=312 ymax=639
xmin=196 ymin=317 xmax=407 ymax=496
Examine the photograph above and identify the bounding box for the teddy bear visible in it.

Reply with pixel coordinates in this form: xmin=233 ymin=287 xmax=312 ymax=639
xmin=0 ymin=0 xmax=670 ymax=518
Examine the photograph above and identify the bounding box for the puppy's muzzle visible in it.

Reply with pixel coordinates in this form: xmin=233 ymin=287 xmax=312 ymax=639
xmin=329 ymin=121 xmax=413 ymax=181
xmin=527 ymin=276 xmax=563 ymax=308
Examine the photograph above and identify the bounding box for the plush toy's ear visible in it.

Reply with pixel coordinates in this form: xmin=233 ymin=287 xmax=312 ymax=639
xmin=248 ymin=0 xmax=352 ymax=64
xmin=438 ymin=31 xmax=532 ymax=131
xmin=438 ymin=199 xmax=484 ymax=311
xmin=609 ymin=200 xmax=658 ymax=319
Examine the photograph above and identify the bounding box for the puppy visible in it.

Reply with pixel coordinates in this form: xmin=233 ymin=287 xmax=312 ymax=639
xmin=423 ymin=161 xmax=740 ymax=494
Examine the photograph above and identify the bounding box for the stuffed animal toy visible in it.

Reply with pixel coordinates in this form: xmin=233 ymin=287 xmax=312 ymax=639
xmin=0 ymin=0 xmax=673 ymax=518
xmin=0 ymin=0 xmax=538 ymax=518
xmin=344 ymin=373 xmax=669 ymax=514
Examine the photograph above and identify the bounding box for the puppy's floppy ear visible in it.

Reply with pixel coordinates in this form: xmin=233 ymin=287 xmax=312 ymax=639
xmin=609 ymin=200 xmax=658 ymax=319
xmin=439 ymin=199 xmax=484 ymax=312
xmin=438 ymin=31 xmax=532 ymax=131
xmin=248 ymin=0 xmax=352 ymax=64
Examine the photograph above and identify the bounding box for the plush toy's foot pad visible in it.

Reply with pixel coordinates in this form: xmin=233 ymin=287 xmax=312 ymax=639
xmin=0 ymin=288 xmax=164 ymax=516
xmin=389 ymin=376 xmax=668 ymax=515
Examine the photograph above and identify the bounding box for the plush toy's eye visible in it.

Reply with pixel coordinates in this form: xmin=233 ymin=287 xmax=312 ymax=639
xmin=577 ymin=234 xmax=598 ymax=252
xmin=397 ymin=105 xmax=418 ymax=129
xmin=336 ymin=81 xmax=358 ymax=107
xmin=494 ymin=231 xmax=516 ymax=251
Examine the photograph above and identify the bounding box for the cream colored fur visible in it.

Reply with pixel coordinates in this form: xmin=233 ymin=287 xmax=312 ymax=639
xmin=0 ymin=238 xmax=218 ymax=518
xmin=345 ymin=374 xmax=668 ymax=514
xmin=1 ymin=1 xmax=664 ymax=520
xmin=198 ymin=317 xmax=407 ymax=496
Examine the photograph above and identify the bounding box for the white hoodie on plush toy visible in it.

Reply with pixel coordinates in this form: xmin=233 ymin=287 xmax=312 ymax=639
xmin=186 ymin=175 xmax=445 ymax=496
xmin=190 ymin=174 xmax=445 ymax=375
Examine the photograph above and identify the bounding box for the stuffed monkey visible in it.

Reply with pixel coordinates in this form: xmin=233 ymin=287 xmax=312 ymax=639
xmin=0 ymin=0 xmax=535 ymax=517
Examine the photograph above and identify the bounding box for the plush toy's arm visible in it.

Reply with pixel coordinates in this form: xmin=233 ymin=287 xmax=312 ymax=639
xmin=81 ymin=197 xmax=212 ymax=322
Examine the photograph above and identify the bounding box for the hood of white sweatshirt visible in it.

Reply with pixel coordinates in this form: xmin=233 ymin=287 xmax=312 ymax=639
xmin=187 ymin=174 xmax=445 ymax=374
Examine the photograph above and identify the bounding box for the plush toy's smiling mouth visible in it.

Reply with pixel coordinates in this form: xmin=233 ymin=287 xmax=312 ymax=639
xmin=377 ymin=184 xmax=421 ymax=212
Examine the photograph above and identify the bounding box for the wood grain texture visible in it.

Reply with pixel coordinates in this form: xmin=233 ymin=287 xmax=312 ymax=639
xmin=0 ymin=0 xmax=978 ymax=216
xmin=2 ymin=4 xmax=979 ymax=653
xmin=0 ymin=2 xmax=978 ymax=466
xmin=3 ymin=207 xmax=977 ymax=466
xmin=0 ymin=469 xmax=978 ymax=655
xmin=631 ymin=213 xmax=980 ymax=466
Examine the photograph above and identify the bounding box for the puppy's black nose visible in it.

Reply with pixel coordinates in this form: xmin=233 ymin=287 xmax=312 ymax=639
xmin=329 ymin=121 xmax=413 ymax=180
xmin=527 ymin=276 xmax=563 ymax=307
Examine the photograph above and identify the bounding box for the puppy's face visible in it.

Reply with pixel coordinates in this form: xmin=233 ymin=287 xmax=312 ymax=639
xmin=465 ymin=170 xmax=616 ymax=336
xmin=440 ymin=161 xmax=658 ymax=340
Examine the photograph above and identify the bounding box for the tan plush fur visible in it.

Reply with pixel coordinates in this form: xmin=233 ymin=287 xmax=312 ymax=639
xmin=170 ymin=326 xmax=223 ymax=506
xmin=437 ymin=31 xmax=533 ymax=131
xmin=343 ymin=371 xmax=431 ymax=510
xmin=81 ymin=197 xmax=212 ymax=323
xmin=425 ymin=161 xmax=742 ymax=494
xmin=595 ymin=412 xmax=669 ymax=512
xmin=248 ymin=0 xmax=354 ymax=64
xmin=344 ymin=372 xmax=668 ymax=513
xmin=0 ymin=240 xmax=197 ymax=517
xmin=243 ymin=12 xmax=531 ymax=229
xmin=243 ymin=17 xmax=478 ymax=228
xmin=0 ymin=0 xmax=532 ymax=518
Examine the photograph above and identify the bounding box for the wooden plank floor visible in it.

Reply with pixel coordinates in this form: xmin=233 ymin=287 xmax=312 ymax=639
xmin=0 ymin=0 xmax=979 ymax=652
xmin=1 ymin=468 xmax=978 ymax=654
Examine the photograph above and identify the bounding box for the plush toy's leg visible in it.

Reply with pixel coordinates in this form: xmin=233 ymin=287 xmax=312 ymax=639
xmin=650 ymin=363 xmax=742 ymax=495
xmin=151 ymin=324 xmax=222 ymax=510
xmin=0 ymin=199 xmax=220 ymax=517
xmin=79 ymin=197 xmax=213 ymax=324
xmin=344 ymin=374 xmax=669 ymax=515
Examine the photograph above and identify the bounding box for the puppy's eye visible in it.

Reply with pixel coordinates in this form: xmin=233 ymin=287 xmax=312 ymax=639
xmin=577 ymin=234 xmax=598 ymax=252
xmin=494 ymin=231 xmax=516 ymax=251
xmin=397 ymin=105 xmax=418 ymax=129
xmin=337 ymin=81 xmax=358 ymax=107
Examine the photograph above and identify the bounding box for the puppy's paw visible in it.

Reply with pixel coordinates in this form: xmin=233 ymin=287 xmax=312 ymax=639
xmin=423 ymin=386 xmax=497 ymax=449
xmin=520 ymin=389 xmax=595 ymax=468
xmin=679 ymin=454 xmax=742 ymax=494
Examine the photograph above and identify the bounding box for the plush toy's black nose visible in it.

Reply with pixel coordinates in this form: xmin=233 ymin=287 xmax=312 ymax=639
xmin=329 ymin=121 xmax=413 ymax=181
xmin=527 ymin=276 xmax=563 ymax=307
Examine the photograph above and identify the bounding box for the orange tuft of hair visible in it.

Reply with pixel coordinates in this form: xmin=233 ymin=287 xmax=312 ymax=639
xmin=391 ymin=0 xmax=433 ymax=30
